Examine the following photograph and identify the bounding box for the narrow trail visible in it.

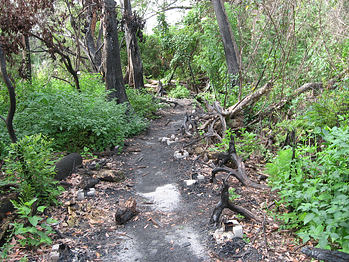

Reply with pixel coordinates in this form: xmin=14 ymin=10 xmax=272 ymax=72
xmin=100 ymin=98 xmax=216 ymax=261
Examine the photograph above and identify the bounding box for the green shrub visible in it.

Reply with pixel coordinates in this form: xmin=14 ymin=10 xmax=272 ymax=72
xmin=10 ymin=197 xmax=58 ymax=247
xmin=267 ymin=126 xmax=349 ymax=251
xmin=4 ymin=134 xmax=64 ymax=205
xmin=168 ymin=83 xmax=190 ymax=99
xmin=126 ymin=87 xmax=162 ymax=118
xmin=303 ymin=89 xmax=349 ymax=129
xmin=1 ymin=75 xmax=153 ymax=152
xmin=215 ymin=128 xmax=262 ymax=160
xmin=10 ymin=88 xmax=147 ymax=151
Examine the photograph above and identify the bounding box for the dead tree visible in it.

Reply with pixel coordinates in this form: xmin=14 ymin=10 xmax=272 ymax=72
xmin=123 ymin=0 xmax=145 ymax=89
xmin=210 ymin=179 xmax=262 ymax=225
xmin=103 ymin=0 xmax=129 ymax=103
xmin=211 ymin=133 xmax=269 ymax=190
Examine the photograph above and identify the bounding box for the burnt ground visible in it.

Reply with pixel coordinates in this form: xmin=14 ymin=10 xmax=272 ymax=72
xmin=5 ymin=98 xmax=313 ymax=261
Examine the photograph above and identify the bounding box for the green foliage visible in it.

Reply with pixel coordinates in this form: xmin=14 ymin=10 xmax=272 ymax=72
xmin=303 ymin=89 xmax=349 ymax=129
xmin=4 ymin=134 xmax=64 ymax=205
xmin=168 ymin=84 xmax=190 ymax=99
xmin=215 ymin=128 xmax=262 ymax=160
xmin=267 ymin=125 xmax=349 ymax=251
xmin=229 ymin=188 xmax=241 ymax=201
xmin=126 ymin=87 xmax=162 ymax=118
xmin=10 ymin=197 xmax=58 ymax=247
xmin=0 ymin=77 xmax=149 ymax=152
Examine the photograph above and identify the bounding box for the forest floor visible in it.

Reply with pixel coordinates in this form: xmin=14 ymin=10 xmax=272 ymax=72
xmin=8 ymin=98 xmax=315 ymax=262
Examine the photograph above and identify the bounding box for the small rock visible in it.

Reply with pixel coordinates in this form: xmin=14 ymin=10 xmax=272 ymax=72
xmin=184 ymin=179 xmax=197 ymax=186
xmin=233 ymin=225 xmax=243 ymax=238
xmin=51 ymin=244 xmax=60 ymax=252
xmin=174 ymin=150 xmax=189 ymax=159
xmin=86 ymin=188 xmax=96 ymax=197
xmin=115 ymin=197 xmax=139 ymax=225
xmin=48 ymin=251 xmax=60 ymax=262
xmin=79 ymin=177 xmax=99 ymax=190
xmin=197 ymin=174 xmax=205 ymax=182
xmin=54 ymin=153 xmax=82 ymax=181
xmin=182 ymin=242 xmax=191 ymax=248
xmin=213 ymin=228 xmax=235 ymax=244
xmin=76 ymin=190 xmax=84 ymax=201
xmin=96 ymin=170 xmax=125 ymax=182
xmin=194 ymin=147 xmax=204 ymax=155
xmin=167 ymin=140 xmax=176 ymax=146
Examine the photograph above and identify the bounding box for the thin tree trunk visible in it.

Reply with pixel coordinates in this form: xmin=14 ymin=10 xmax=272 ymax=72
xmin=0 ymin=43 xmax=17 ymax=143
xmin=103 ymin=0 xmax=129 ymax=103
xmin=124 ymin=0 xmax=144 ymax=89
xmin=212 ymin=0 xmax=240 ymax=84
xmin=22 ymin=35 xmax=31 ymax=83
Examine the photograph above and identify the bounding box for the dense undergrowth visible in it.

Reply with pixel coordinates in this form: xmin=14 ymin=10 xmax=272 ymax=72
xmin=266 ymin=88 xmax=349 ymax=252
xmin=0 ymin=74 xmax=159 ymax=156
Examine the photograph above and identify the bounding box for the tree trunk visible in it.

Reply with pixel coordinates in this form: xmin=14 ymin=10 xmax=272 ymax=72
xmin=83 ymin=3 xmax=103 ymax=73
xmin=0 ymin=43 xmax=17 ymax=143
xmin=103 ymin=0 xmax=129 ymax=103
xmin=20 ymin=34 xmax=31 ymax=83
xmin=123 ymin=0 xmax=144 ymax=89
xmin=212 ymin=0 xmax=240 ymax=82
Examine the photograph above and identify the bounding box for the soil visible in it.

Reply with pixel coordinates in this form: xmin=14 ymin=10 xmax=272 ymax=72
xmin=4 ymin=98 xmax=313 ymax=261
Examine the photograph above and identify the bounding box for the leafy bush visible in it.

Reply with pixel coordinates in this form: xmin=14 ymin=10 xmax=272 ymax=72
xmin=10 ymin=198 xmax=58 ymax=246
xmin=126 ymin=87 xmax=162 ymax=118
xmin=215 ymin=128 xmax=262 ymax=160
xmin=168 ymin=84 xmax=190 ymax=99
xmin=8 ymin=87 xmax=147 ymax=151
xmin=4 ymin=134 xmax=64 ymax=205
xmin=267 ymin=126 xmax=349 ymax=251
xmin=1 ymin=76 xmax=155 ymax=152
xmin=303 ymin=89 xmax=349 ymax=129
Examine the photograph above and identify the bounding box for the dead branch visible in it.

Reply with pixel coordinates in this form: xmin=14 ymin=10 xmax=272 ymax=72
xmin=225 ymin=82 xmax=273 ymax=118
xmin=211 ymin=133 xmax=269 ymax=189
xmin=182 ymin=112 xmax=194 ymax=137
xmin=248 ymin=69 xmax=348 ymax=126
xmin=210 ymin=180 xmax=263 ymax=225
xmin=301 ymin=246 xmax=349 ymax=262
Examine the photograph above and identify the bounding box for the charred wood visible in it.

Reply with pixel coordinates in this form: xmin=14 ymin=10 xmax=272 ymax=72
xmin=301 ymin=246 xmax=349 ymax=262
xmin=210 ymin=180 xmax=262 ymax=225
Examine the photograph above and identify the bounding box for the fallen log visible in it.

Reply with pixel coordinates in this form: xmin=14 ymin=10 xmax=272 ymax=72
xmin=224 ymin=82 xmax=273 ymax=118
xmin=210 ymin=180 xmax=262 ymax=225
xmin=249 ymin=69 xmax=348 ymax=126
xmin=301 ymin=246 xmax=349 ymax=262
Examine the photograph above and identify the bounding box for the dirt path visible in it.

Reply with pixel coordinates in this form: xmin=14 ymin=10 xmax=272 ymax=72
xmin=100 ymin=98 xmax=215 ymax=261
xmin=50 ymin=98 xmax=219 ymax=262
xmin=43 ymin=98 xmax=309 ymax=262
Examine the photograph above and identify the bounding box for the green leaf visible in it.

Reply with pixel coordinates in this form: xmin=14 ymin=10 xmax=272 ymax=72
xmin=28 ymin=216 xmax=43 ymax=227
xmin=304 ymin=213 xmax=315 ymax=225
xmin=298 ymin=232 xmax=310 ymax=244
xmin=314 ymin=225 xmax=325 ymax=235
xmin=37 ymin=206 xmax=46 ymax=212
xmin=318 ymin=237 xmax=328 ymax=248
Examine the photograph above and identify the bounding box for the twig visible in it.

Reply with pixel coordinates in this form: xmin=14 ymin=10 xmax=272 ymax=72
xmin=209 ymin=251 xmax=228 ymax=262
xmin=263 ymin=213 xmax=269 ymax=257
